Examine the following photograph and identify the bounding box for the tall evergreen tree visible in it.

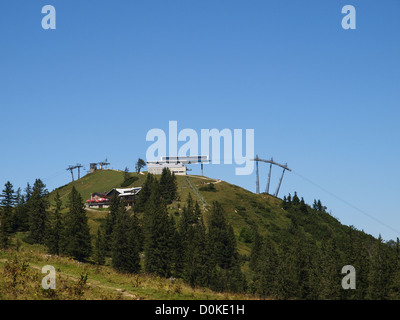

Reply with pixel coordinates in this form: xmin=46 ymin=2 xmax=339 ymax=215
xmin=249 ymin=231 xmax=263 ymax=271
xmin=28 ymin=179 xmax=48 ymax=244
xmin=12 ymin=188 xmax=28 ymax=232
xmin=111 ymin=201 xmax=141 ymax=273
xmin=318 ymin=238 xmax=342 ymax=299
xmin=25 ymin=182 xmax=32 ymax=202
xmin=251 ymin=237 xmax=279 ymax=298
xmin=180 ymin=198 xmax=211 ymax=287
xmin=143 ymin=182 xmax=175 ymax=277
xmin=0 ymin=181 xmax=15 ymax=248
xmin=367 ymin=235 xmax=392 ymax=299
xmin=159 ymin=168 xmax=177 ymax=204
xmin=45 ymin=192 xmax=63 ymax=255
xmin=135 ymin=173 xmax=155 ymax=212
xmin=103 ymin=194 xmax=120 ymax=254
xmin=94 ymin=226 xmax=107 ymax=265
xmin=388 ymin=238 xmax=400 ymax=299
xmin=60 ymin=187 xmax=92 ymax=261
xmin=207 ymin=201 xmax=238 ymax=270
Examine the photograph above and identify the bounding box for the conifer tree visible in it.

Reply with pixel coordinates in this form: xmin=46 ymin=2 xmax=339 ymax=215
xmin=159 ymin=168 xmax=177 ymax=204
xmin=25 ymin=182 xmax=32 ymax=202
xmin=207 ymin=201 xmax=238 ymax=270
xmin=367 ymin=235 xmax=391 ymax=299
xmin=111 ymin=201 xmax=141 ymax=273
xmin=103 ymin=194 xmax=120 ymax=254
xmin=206 ymin=201 xmax=245 ymax=292
xmin=0 ymin=181 xmax=15 ymax=249
xmin=249 ymin=231 xmax=263 ymax=270
xmin=388 ymin=238 xmax=400 ymax=299
xmin=94 ymin=226 xmax=107 ymax=265
xmin=135 ymin=173 xmax=155 ymax=212
xmin=318 ymin=238 xmax=342 ymax=299
xmin=12 ymin=188 xmax=28 ymax=232
xmin=251 ymin=237 xmax=279 ymax=298
xmin=45 ymin=192 xmax=63 ymax=255
xmin=60 ymin=187 xmax=92 ymax=261
xmin=180 ymin=198 xmax=211 ymax=287
xmin=28 ymin=179 xmax=49 ymax=244
xmin=143 ymin=182 xmax=175 ymax=277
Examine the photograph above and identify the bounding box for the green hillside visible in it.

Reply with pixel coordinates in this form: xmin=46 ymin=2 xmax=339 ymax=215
xmin=49 ymin=170 xmax=147 ymax=205
xmin=2 ymin=169 xmax=396 ymax=300
xmin=48 ymin=170 xmax=289 ymax=255
xmin=46 ymin=169 xmax=375 ymax=262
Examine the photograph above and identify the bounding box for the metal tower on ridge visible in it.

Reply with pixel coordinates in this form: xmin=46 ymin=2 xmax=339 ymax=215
xmin=75 ymin=163 xmax=83 ymax=179
xmin=251 ymin=156 xmax=292 ymax=197
xmin=66 ymin=165 xmax=76 ymax=182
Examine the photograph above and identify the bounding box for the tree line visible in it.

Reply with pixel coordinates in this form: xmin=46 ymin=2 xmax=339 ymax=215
xmin=0 ymin=168 xmax=245 ymax=294
xmin=248 ymin=193 xmax=400 ymax=299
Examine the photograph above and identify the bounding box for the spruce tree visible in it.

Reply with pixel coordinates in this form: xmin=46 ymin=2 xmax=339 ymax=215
xmin=318 ymin=238 xmax=342 ymax=299
xmin=94 ymin=226 xmax=107 ymax=265
xmin=103 ymin=194 xmax=119 ymax=254
xmin=61 ymin=187 xmax=92 ymax=261
xmin=388 ymin=238 xmax=400 ymax=299
xmin=0 ymin=181 xmax=15 ymax=249
xmin=111 ymin=201 xmax=141 ymax=273
xmin=159 ymin=168 xmax=177 ymax=204
xmin=207 ymin=201 xmax=245 ymax=292
xmin=12 ymin=188 xmax=28 ymax=232
xmin=135 ymin=173 xmax=155 ymax=212
xmin=45 ymin=192 xmax=63 ymax=255
xmin=367 ymin=235 xmax=391 ymax=299
xmin=207 ymin=201 xmax=238 ymax=270
xmin=143 ymin=182 xmax=175 ymax=277
xmin=180 ymin=198 xmax=211 ymax=287
xmin=28 ymin=179 xmax=49 ymax=244
xmin=251 ymin=237 xmax=279 ymax=298
xmin=249 ymin=231 xmax=263 ymax=271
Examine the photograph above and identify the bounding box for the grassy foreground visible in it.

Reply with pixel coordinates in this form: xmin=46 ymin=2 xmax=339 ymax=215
xmin=0 ymin=236 xmax=257 ymax=300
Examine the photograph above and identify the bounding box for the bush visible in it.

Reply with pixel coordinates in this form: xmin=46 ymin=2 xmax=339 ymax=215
xmin=120 ymin=176 xmax=139 ymax=187
xmin=199 ymin=183 xmax=217 ymax=192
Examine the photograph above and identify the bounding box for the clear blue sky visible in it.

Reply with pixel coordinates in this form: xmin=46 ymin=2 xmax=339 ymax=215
xmin=1 ymin=1 xmax=399 ymax=241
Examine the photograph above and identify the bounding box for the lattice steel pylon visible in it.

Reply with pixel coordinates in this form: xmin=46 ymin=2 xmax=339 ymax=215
xmin=251 ymin=156 xmax=291 ymax=197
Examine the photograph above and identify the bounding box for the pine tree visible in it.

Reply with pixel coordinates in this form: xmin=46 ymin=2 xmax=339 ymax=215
xmin=180 ymin=198 xmax=211 ymax=287
xmin=12 ymin=188 xmax=28 ymax=232
xmin=143 ymin=182 xmax=175 ymax=277
xmin=135 ymin=158 xmax=146 ymax=174
xmin=292 ymin=192 xmax=300 ymax=205
xmin=206 ymin=201 xmax=245 ymax=292
xmin=94 ymin=226 xmax=107 ymax=265
xmin=28 ymin=179 xmax=49 ymax=244
xmin=25 ymin=182 xmax=32 ymax=202
xmin=249 ymin=231 xmax=263 ymax=271
xmin=12 ymin=184 xmax=30 ymax=232
xmin=135 ymin=173 xmax=155 ymax=212
xmin=103 ymin=194 xmax=119 ymax=254
xmin=251 ymin=237 xmax=279 ymax=298
xmin=0 ymin=181 xmax=15 ymax=249
xmin=45 ymin=192 xmax=63 ymax=255
xmin=60 ymin=187 xmax=92 ymax=261
xmin=367 ymin=235 xmax=391 ymax=299
xmin=388 ymin=238 xmax=400 ymax=299
xmin=159 ymin=168 xmax=177 ymax=204
xmin=207 ymin=201 xmax=238 ymax=270
xmin=111 ymin=201 xmax=141 ymax=273
xmin=318 ymin=238 xmax=342 ymax=299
